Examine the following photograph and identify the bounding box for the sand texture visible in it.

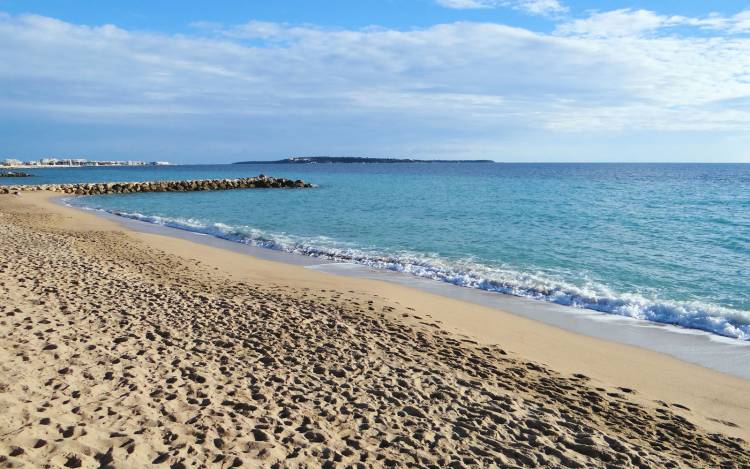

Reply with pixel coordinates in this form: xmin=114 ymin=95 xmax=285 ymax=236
xmin=1 ymin=193 xmax=749 ymax=468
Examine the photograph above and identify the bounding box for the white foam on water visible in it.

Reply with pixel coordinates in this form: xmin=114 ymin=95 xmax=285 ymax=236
xmin=70 ymin=202 xmax=750 ymax=341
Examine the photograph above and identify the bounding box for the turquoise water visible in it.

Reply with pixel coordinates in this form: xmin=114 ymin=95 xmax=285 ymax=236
xmin=15 ymin=164 xmax=749 ymax=340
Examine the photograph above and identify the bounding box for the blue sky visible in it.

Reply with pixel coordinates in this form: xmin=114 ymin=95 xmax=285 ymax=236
xmin=1 ymin=1 xmax=750 ymax=162
xmin=3 ymin=0 xmax=748 ymax=33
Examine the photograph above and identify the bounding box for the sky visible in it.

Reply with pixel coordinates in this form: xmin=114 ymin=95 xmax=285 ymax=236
xmin=1 ymin=1 xmax=750 ymax=163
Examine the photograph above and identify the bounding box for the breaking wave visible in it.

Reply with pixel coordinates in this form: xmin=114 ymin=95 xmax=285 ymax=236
xmin=73 ymin=205 xmax=750 ymax=341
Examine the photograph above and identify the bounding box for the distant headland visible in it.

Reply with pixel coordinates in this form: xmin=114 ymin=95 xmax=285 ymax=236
xmin=234 ymin=156 xmax=494 ymax=164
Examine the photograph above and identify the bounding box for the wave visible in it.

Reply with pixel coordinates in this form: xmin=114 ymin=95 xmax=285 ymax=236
xmin=72 ymin=203 xmax=750 ymax=341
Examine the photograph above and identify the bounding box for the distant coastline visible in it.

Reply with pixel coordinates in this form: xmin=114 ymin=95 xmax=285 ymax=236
xmin=2 ymin=157 xmax=172 ymax=169
xmin=1 ymin=164 xmax=170 ymax=169
xmin=234 ymin=156 xmax=495 ymax=164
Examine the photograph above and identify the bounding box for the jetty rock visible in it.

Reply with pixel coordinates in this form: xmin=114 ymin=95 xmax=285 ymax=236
xmin=0 ymin=171 xmax=32 ymax=178
xmin=0 ymin=176 xmax=314 ymax=195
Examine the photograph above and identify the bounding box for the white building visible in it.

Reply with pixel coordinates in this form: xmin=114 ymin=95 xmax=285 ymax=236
xmin=2 ymin=159 xmax=22 ymax=166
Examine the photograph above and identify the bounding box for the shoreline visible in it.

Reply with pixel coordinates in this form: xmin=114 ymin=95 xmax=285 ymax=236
xmin=38 ymin=192 xmax=750 ymax=437
xmin=2 ymin=191 xmax=750 ymax=466
xmin=61 ymin=188 xmax=750 ymax=344
xmin=66 ymin=195 xmax=750 ymax=382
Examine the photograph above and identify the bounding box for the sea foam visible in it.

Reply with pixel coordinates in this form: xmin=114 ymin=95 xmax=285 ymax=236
xmin=74 ymin=205 xmax=750 ymax=341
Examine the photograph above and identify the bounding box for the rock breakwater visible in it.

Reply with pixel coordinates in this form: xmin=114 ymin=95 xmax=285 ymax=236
xmin=0 ymin=170 xmax=32 ymax=178
xmin=0 ymin=175 xmax=312 ymax=195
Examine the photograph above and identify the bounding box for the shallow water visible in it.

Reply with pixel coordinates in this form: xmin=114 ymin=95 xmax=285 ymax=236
xmin=16 ymin=163 xmax=748 ymax=340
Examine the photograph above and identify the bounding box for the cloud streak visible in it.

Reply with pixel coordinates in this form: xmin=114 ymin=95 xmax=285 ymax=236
xmin=436 ymin=0 xmax=567 ymax=15
xmin=1 ymin=11 xmax=749 ymax=161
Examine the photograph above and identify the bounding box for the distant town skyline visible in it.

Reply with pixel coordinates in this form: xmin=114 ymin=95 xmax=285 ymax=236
xmin=1 ymin=157 xmax=171 ymax=167
xmin=1 ymin=1 xmax=750 ymax=163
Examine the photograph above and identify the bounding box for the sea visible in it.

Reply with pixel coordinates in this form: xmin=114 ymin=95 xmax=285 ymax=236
xmin=5 ymin=163 xmax=750 ymax=343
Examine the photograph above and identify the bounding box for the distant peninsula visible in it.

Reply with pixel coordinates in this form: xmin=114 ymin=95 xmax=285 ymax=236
xmin=234 ymin=156 xmax=494 ymax=164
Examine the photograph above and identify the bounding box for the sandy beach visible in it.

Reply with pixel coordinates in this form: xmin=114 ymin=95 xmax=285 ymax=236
xmin=1 ymin=191 xmax=750 ymax=468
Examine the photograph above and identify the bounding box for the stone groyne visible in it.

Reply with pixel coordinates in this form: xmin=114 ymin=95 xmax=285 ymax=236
xmin=0 ymin=176 xmax=313 ymax=195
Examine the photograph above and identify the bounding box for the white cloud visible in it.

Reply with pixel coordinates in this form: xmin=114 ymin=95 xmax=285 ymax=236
xmin=556 ymin=8 xmax=750 ymax=38
xmin=517 ymin=0 xmax=567 ymax=15
xmin=436 ymin=0 xmax=567 ymax=16
xmin=700 ymin=10 xmax=750 ymax=33
xmin=733 ymin=10 xmax=750 ymax=32
xmin=555 ymin=9 xmax=678 ymax=37
xmin=1 ymin=12 xmax=750 ymax=161
xmin=436 ymin=0 xmax=488 ymax=9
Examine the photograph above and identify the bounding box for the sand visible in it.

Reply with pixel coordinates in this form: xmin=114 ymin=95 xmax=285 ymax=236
xmin=1 ymin=191 xmax=749 ymax=468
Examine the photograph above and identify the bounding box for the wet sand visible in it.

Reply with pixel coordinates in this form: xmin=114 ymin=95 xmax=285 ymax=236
xmin=1 ymin=191 xmax=749 ymax=467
